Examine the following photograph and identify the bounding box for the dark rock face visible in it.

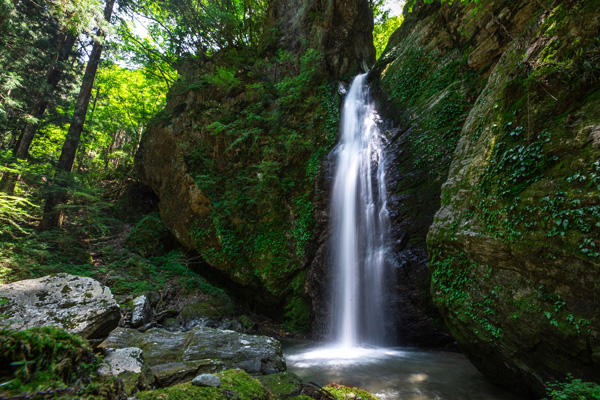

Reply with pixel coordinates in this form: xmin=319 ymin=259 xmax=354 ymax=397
xmin=376 ymin=0 xmax=600 ymax=396
xmin=382 ymin=124 xmax=455 ymax=347
xmin=265 ymin=0 xmax=375 ymax=79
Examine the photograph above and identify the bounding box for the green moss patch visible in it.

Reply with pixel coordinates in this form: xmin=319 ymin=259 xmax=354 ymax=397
xmin=125 ymin=212 xmax=174 ymax=258
xmin=136 ymin=369 xmax=270 ymax=400
xmin=0 ymin=327 xmax=120 ymax=399
xmin=325 ymin=384 xmax=380 ymax=400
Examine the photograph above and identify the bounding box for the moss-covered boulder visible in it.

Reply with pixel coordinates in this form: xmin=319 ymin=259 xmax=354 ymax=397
xmin=377 ymin=0 xmax=600 ymax=396
xmin=324 ymin=384 xmax=380 ymax=400
xmin=257 ymin=371 xmax=303 ymax=398
xmin=135 ymin=0 xmax=375 ymax=327
xmin=99 ymin=326 xmax=285 ymax=386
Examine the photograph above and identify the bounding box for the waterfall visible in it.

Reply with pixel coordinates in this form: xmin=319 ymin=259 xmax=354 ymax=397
xmin=330 ymin=73 xmax=392 ymax=348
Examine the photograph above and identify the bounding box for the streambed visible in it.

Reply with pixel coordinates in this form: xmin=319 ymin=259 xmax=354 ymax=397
xmin=285 ymin=343 xmax=525 ymax=400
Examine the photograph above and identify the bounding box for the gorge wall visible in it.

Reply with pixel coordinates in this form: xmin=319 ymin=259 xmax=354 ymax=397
xmin=373 ymin=0 xmax=600 ymax=396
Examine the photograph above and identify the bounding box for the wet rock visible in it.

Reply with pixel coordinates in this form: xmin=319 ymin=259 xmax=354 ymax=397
xmin=98 ymin=347 xmax=154 ymax=394
xmin=0 ymin=273 xmax=120 ymax=341
xmin=152 ymin=360 xmax=224 ymax=388
xmin=192 ymin=373 xmax=221 ymax=387
xmin=99 ymin=326 xmax=286 ymax=384
xmin=131 ymin=295 xmax=152 ymax=328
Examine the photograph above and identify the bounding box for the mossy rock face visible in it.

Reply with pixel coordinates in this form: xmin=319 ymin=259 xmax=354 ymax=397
xmin=135 ymin=0 xmax=375 ymax=327
xmin=136 ymin=369 xmax=271 ymax=400
xmin=410 ymin=0 xmax=600 ymax=396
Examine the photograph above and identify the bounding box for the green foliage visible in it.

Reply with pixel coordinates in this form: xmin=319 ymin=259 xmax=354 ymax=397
xmin=405 ymin=0 xmax=484 ymax=13
xmin=373 ymin=15 xmax=403 ymax=59
xmin=430 ymin=250 xmax=503 ymax=340
xmin=0 ymin=0 xmax=83 ymax=144
xmin=0 ymin=327 xmax=97 ymax=395
xmin=29 ymin=64 xmax=168 ymax=181
xmin=125 ymin=212 xmax=173 ymax=258
xmin=0 ymin=193 xmax=37 ymax=237
xmin=480 ymin=126 xmax=553 ymax=198
xmin=544 ymin=376 xmax=600 ymax=400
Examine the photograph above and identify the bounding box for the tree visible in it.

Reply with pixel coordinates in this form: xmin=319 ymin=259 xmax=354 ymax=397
xmin=0 ymin=0 xmax=104 ymax=193
xmin=0 ymin=32 xmax=76 ymax=194
xmin=41 ymin=0 xmax=117 ymax=228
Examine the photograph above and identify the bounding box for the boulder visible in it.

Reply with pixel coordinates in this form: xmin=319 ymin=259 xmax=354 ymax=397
xmin=131 ymin=295 xmax=152 ymax=328
xmin=98 ymin=347 xmax=154 ymax=394
xmin=99 ymin=326 xmax=286 ymax=385
xmin=191 ymin=373 xmax=221 ymax=387
xmin=0 ymin=273 xmax=120 ymax=341
xmin=135 ymin=0 xmax=375 ymax=324
xmin=151 ymin=360 xmax=223 ymax=388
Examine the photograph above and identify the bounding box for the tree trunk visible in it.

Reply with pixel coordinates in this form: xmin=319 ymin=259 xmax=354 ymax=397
xmin=0 ymin=32 xmax=76 ymax=194
xmin=41 ymin=0 xmax=116 ymax=229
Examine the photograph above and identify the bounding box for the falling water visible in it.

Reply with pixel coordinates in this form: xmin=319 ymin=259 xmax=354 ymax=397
xmin=330 ymin=73 xmax=391 ymax=347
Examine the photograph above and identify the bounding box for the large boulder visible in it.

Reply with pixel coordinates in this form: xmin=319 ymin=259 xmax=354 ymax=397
xmin=99 ymin=326 xmax=286 ymax=386
xmin=135 ymin=0 xmax=375 ymax=327
xmin=0 ymin=274 xmax=120 ymax=341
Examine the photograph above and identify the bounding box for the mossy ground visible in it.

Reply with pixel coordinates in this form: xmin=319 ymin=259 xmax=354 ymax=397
xmin=0 ymin=183 xmax=238 ymax=322
xmin=0 ymin=327 xmax=121 ymax=399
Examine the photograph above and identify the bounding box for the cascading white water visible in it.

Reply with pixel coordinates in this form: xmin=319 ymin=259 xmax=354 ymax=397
xmin=330 ymin=73 xmax=391 ymax=347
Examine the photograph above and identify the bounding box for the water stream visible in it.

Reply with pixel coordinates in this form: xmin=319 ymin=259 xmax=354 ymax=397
xmin=284 ymin=75 xmax=522 ymax=399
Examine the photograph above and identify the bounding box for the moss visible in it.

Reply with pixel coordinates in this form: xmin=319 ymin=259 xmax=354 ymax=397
xmin=257 ymin=372 xmax=302 ymax=398
xmin=125 ymin=212 xmax=174 ymax=258
xmin=0 ymin=327 xmax=120 ymax=399
xmin=380 ymin=41 xmax=476 ymax=179
xmin=136 ymin=369 xmax=271 ymax=400
xmin=324 ymin=384 xmax=380 ymax=400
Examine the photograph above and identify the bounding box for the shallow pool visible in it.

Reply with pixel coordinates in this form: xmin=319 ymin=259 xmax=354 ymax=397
xmin=284 ymin=343 xmax=525 ymax=400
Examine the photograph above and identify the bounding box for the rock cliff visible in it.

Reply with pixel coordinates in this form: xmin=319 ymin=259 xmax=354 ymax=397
xmin=136 ymin=0 xmax=375 ymax=328
xmin=375 ymin=0 xmax=600 ymax=395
